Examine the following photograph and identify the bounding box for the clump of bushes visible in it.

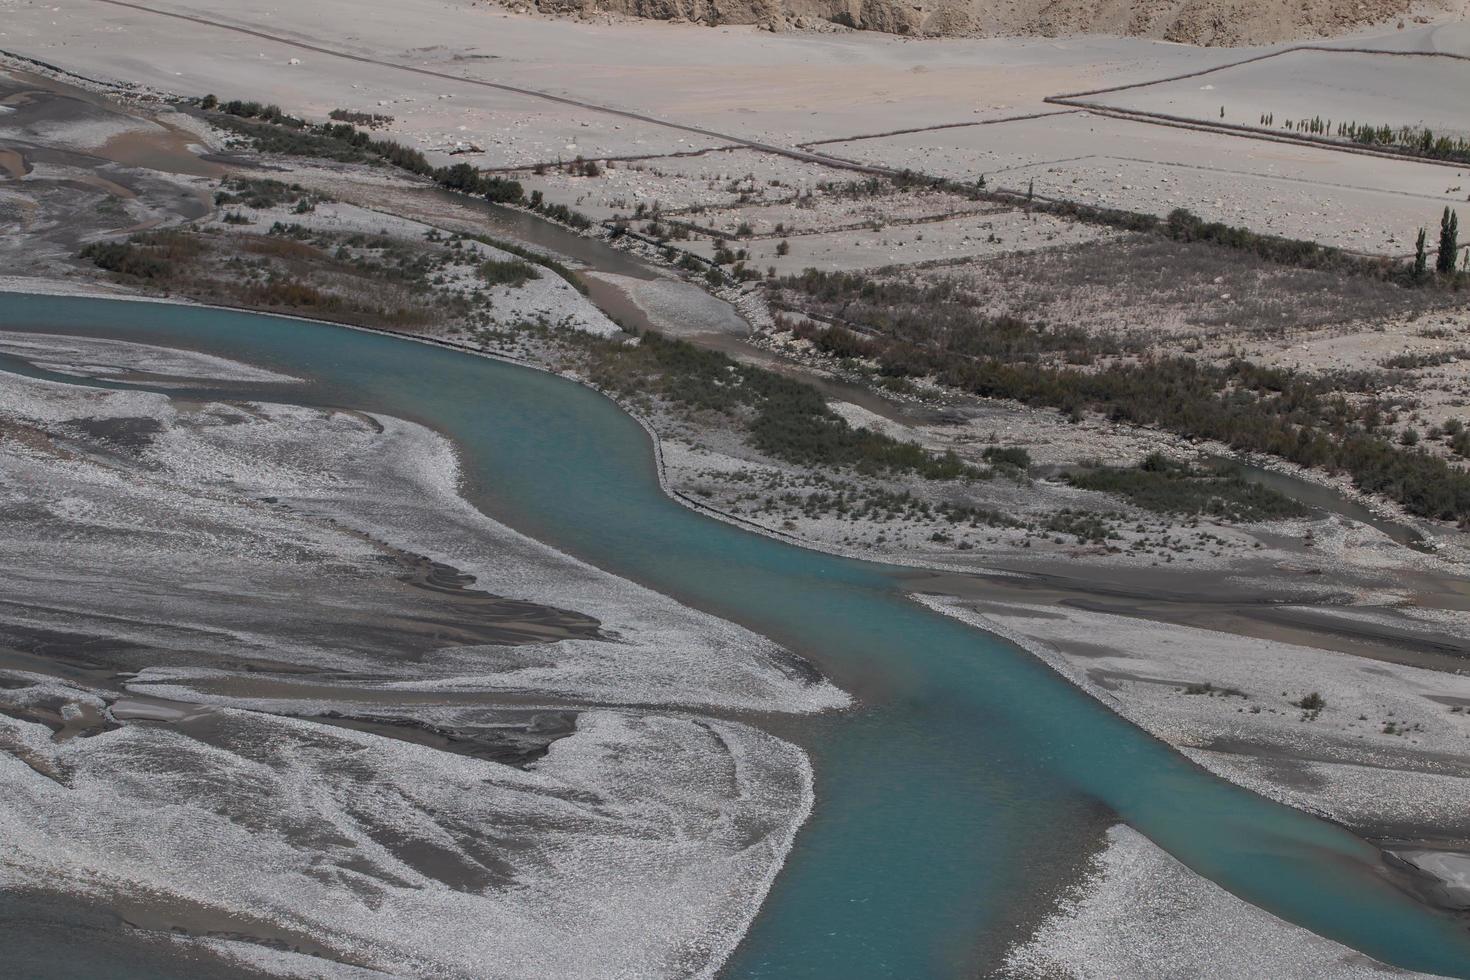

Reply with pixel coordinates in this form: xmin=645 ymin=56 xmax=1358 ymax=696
xmin=206 ymin=101 xmax=433 ymax=174
xmin=328 ymin=108 xmax=394 ymax=128
xmin=79 ymin=241 xmax=171 ymax=280
xmin=983 ymin=446 xmax=1031 ymax=470
xmin=79 ymin=231 xmax=208 ymax=282
xmin=1066 ymin=453 xmax=1307 ymax=523
xmin=214 ymin=176 xmax=315 ymax=210
xmin=431 ymin=162 xmax=523 ymax=203
xmin=585 ymin=331 xmax=981 ymax=479
xmin=1294 ymin=691 xmax=1326 ymax=720
xmin=529 ymin=198 xmax=593 ymax=230
xmin=480 ymin=258 xmax=540 ymax=287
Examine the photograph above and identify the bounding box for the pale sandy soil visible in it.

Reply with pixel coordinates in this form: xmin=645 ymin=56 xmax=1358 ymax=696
xmin=517 ymin=149 xmax=842 ymax=216
xmin=684 ymin=207 xmax=1120 ymax=273
xmin=1005 ymin=824 xmax=1442 ymax=979
xmin=4 ymin=0 xmax=1461 ymax=261
xmin=676 ymin=188 xmax=1006 ymax=238
xmin=0 ymin=0 xmax=1229 ymax=145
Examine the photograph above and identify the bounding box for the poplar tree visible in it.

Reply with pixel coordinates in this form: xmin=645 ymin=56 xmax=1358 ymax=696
xmin=1414 ymin=228 xmax=1428 ymax=279
xmin=1438 ymin=207 xmax=1460 ymax=275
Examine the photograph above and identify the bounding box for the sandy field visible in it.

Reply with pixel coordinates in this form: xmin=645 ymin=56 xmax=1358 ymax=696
xmin=3 ymin=0 xmax=1462 ymax=258
xmin=820 ymin=110 xmax=1468 ymax=255
xmin=1081 ymin=48 xmax=1470 ymax=139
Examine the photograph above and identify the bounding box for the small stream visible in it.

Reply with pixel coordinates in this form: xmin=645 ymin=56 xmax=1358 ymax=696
xmin=1226 ymin=458 xmax=1429 ymax=549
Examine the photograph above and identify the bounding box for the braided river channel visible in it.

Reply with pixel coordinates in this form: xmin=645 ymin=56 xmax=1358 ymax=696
xmin=4 ymin=291 xmax=1469 ymax=978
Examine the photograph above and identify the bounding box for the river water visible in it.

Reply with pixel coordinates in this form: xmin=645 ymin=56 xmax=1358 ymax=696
xmin=3 ymin=291 xmax=1469 ymax=978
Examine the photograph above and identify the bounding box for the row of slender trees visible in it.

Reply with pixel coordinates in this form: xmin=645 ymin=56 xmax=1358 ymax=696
xmin=1253 ymin=111 xmax=1470 ymax=164
xmin=1413 ymin=208 xmax=1462 ymax=278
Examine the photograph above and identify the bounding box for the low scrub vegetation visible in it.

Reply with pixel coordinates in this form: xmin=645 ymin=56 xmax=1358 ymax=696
xmin=584 ymin=331 xmax=981 ymax=479
xmin=953 ymin=235 xmax=1449 ymax=336
xmin=210 ymin=107 xmax=434 ymax=173
xmin=214 ymin=176 xmax=319 ymax=211
xmin=781 ymin=269 xmax=1127 ymax=363
xmin=79 ymin=231 xmax=208 ymax=281
xmin=1067 ymin=454 xmax=1307 ymax=523
xmin=328 ymin=108 xmax=394 ymax=129
xmin=886 ymin=167 xmax=1426 ymax=283
xmin=776 ymin=268 xmax=1470 ymax=523
xmin=480 ymin=258 xmax=540 ymax=287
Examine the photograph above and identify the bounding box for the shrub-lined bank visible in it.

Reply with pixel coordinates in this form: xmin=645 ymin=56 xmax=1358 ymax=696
xmin=580 ymin=331 xmax=981 ymax=481
xmin=778 ymin=269 xmax=1470 ymax=523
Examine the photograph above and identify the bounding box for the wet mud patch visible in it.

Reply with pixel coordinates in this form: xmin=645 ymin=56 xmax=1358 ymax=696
xmin=374 ymin=546 xmax=607 ymax=647
xmin=0 ymin=696 xmax=117 ymax=741
xmin=0 ymin=622 xmax=150 ymax=674
xmin=64 ymin=415 xmax=163 ymax=449
xmin=0 ymin=888 xmax=289 ymax=980
xmin=314 ymin=709 xmax=578 ymax=768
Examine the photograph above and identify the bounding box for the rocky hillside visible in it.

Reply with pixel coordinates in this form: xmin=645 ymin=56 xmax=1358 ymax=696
xmin=513 ymin=0 xmax=1457 ymax=44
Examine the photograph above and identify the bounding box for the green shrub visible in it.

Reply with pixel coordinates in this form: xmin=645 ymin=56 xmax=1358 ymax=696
xmin=79 ymin=241 xmax=171 ymax=280
xmin=1067 ymin=454 xmax=1307 ymax=523
xmin=586 ymin=332 xmax=982 ymax=479
xmin=480 ymin=258 xmax=540 ymax=287
xmin=983 ymin=446 xmax=1031 ymax=470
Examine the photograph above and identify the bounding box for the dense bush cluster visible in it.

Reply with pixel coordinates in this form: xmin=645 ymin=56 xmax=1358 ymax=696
xmin=480 ymin=258 xmax=540 ymax=287
xmin=586 ymin=332 xmax=981 ymax=479
xmin=78 ymin=241 xmax=171 ymax=280
xmin=1067 ymin=454 xmax=1306 ymax=523
xmin=432 ymin=162 xmax=523 ymax=203
xmin=1161 ymin=209 xmax=1348 ymax=273
xmin=214 ymin=177 xmax=314 ymax=210
xmin=79 ymin=231 xmax=208 ymax=281
xmin=208 ymin=104 xmax=434 ymax=174
xmin=328 ymin=108 xmax=394 ymax=129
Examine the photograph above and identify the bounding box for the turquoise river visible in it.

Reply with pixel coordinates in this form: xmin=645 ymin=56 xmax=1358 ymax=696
xmin=3 ymin=291 xmax=1469 ymax=978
